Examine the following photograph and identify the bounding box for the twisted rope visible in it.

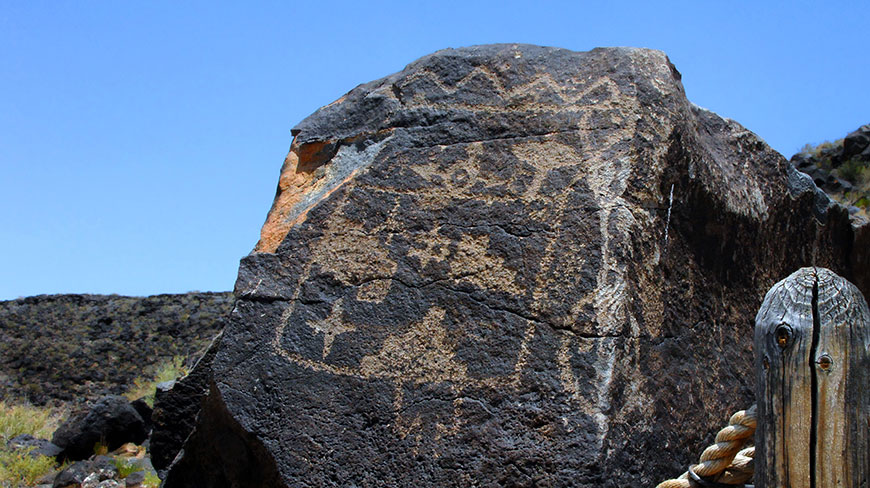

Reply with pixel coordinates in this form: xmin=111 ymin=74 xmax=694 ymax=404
xmin=656 ymin=405 xmax=756 ymax=488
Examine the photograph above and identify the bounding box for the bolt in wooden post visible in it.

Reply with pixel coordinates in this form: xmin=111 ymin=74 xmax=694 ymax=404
xmin=754 ymin=267 xmax=870 ymax=488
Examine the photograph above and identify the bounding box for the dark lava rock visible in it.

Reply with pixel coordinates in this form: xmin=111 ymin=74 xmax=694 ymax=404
xmin=165 ymin=44 xmax=870 ymax=487
xmin=8 ymin=434 xmax=63 ymax=458
xmin=790 ymin=122 xmax=870 ymax=197
xmin=52 ymin=396 xmax=147 ymax=462
xmin=90 ymin=455 xmax=119 ymax=479
xmin=0 ymin=292 xmax=232 ymax=406
xmin=52 ymin=457 xmax=119 ymax=488
xmin=150 ymin=332 xmax=222 ymax=471
xmin=124 ymin=471 xmax=146 ymax=487
xmin=162 ymin=383 xmax=284 ymax=488
xmin=129 ymin=398 xmax=153 ymax=433
xmin=843 ymin=123 xmax=870 ymax=161
xmin=53 ymin=460 xmax=95 ymax=488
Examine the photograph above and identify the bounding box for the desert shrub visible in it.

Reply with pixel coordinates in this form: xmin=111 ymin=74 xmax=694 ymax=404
xmin=125 ymin=356 xmax=188 ymax=407
xmin=93 ymin=441 xmax=109 ymax=456
xmin=836 ymin=157 xmax=870 ymax=185
xmin=0 ymin=401 xmax=65 ymax=487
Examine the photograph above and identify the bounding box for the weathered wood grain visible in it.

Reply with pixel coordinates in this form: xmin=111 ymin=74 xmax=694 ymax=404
xmin=754 ymin=267 xmax=870 ymax=488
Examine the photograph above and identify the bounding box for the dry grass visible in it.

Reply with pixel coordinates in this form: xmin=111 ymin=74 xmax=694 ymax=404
xmin=0 ymin=400 xmax=67 ymax=487
xmin=0 ymin=448 xmax=57 ymax=487
xmin=0 ymin=401 xmax=64 ymax=441
xmin=125 ymin=355 xmax=188 ymax=407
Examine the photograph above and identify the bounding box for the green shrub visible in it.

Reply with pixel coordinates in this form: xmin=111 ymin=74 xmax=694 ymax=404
xmin=143 ymin=470 xmax=162 ymax=488
xmin=113 ymin=457 xmax=143 ymax=478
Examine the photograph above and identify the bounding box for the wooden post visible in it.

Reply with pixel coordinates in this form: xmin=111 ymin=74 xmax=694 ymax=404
xmin=754 ymin=267 xmax=870 ymax=487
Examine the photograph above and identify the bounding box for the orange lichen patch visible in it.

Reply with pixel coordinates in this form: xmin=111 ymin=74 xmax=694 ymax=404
xmin=255 ymin=139 xmax=336 ymax=253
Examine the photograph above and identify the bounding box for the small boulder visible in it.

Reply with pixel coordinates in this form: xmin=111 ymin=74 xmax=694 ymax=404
xmin=820 ymin=143 xmax=845 ymax=166
xmin=80 ymin=473 xmax=100 ymax=488
xmin=90 ymin=455 xmax=119 ymax=479
xmin=8 ymin=433 xmax=63 ymax=458
xmin=51 ymin=396 xmax=147 ymax=462
xmin=123 ymin=471 xmax=146 ymax=487
xmin=53 ymin=460 xmax=94 ymax=488
xmin=843 ymin=124 xmax=870 ymax=161
xmin=791 ymin=152 xmax=813 ymax=169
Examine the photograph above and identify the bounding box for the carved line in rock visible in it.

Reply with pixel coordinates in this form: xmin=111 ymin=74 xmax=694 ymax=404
xmin=262 ymin=97 xmax=668 ymax=448
xmin=275 ymin=155 xmax=647 ymax=363
xmin=397 ymin=64 xmax=639 ymax=113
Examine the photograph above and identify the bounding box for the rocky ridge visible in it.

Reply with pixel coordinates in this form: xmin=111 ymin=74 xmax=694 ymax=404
xmin=790 ymin=123 xmax=870 ymax=220
xmin=0 ymin=292 xmax=233 ymax=406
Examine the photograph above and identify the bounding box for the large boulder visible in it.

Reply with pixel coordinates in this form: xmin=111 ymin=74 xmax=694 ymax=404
xmin=52 ymin=396 xmax=148 ymax=462
xmin=166 ymin=44 xmax=869 ymax=486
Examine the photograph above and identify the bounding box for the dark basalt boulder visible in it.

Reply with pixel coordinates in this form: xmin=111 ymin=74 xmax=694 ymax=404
xmin=843 ymin=123 xmax=870 ymax=162
xmin=52 ymin=460 xmax=97 ymax=488
xmin=124 ymin=470 xmax=146 ymax=487
xmin=166 ymin=44 xmax=869 ymax=487
xmin=52 ymin=396 xmax=148 ymax=462
xmin=7 ymin=434 xmax=63 ymax=458
xmin=52 ymin=456 xmax=119 ymax=488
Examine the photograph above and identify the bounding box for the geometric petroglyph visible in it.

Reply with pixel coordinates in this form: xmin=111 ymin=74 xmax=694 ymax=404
xmin=306 ymin=298 xmax=354 ymax=358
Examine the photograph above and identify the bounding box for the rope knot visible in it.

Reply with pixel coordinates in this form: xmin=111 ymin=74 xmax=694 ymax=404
xmin=655 ymin=406 xmax=756 ymax=488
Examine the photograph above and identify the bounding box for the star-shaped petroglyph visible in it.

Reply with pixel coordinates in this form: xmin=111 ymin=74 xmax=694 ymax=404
xmin=307 ymin=298 xmax=355 ymax=359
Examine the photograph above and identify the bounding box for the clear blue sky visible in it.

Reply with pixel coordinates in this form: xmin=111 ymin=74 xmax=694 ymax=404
xmin=2 ymin=1 xmax=867 ymax=299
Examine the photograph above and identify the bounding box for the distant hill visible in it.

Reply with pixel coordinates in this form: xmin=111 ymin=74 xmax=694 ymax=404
xmin=791 ymin=123 xmax=870 ymax=219
xmin=0 ymin=292 xmax=233 ymax=406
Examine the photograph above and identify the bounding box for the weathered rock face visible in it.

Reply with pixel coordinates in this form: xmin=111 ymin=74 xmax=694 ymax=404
xmin=0 ymin=292 xmax=233 ymax=405
xmin=167 ymin=45 xmax=869 ymax=486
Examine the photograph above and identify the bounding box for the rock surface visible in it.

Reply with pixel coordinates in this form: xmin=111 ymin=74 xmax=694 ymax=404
xmin=8 ymin=434 xmax=63 ymax=458
xmin=49 ymin=448 xmax=157 ymax=488
xmin=0 ymin=292 xmax=233 ymax=405
xmin=150 ymin=333 xmax=222 ymax=472
xmin=167 ymin=44 xmax=870 ymax=486
xmin=843 ymin=124 xmax=870 ymax=162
